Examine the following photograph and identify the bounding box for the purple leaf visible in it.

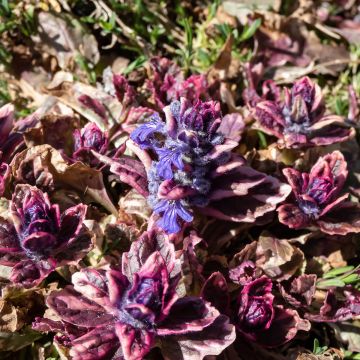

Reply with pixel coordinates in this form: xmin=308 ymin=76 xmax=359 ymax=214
xmin=78 ymin=95 xmax=108 ymax=123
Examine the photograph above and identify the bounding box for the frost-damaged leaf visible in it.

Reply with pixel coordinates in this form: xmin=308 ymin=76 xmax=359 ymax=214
xmin=295 ymin=348 xmax=344 ymax=359
xmin=24 ymin=114 xmax=79 ymax=155
xmin=257 ymin=233 xmax=305 ymax=280
xmin=279 ymin=151 xmax=360 ymax=235
xmin=48 ymin=80 xmax=122 ymax=130
xmin=34 ymin=231 xmax=235 ymax=359
xmin=0 ymin=289 xmax=44 ymax=332
xmin=59 ymin=161 xmax=117 ymax=215
xmin=230 ymin=234 xmax=304 ymax=281
xmin=11 ymin=145 xmax=117 ymax=214
xmin=119 ymin=189 xmax=152 ymax=221
xmin=0 ymin=300 xmax=25 ymax=332
xmin=10 ymin=145 xmax=56 ymax=192
xmin=279 ymin=274 xmax=317 ymax=308
xmin=103 ymin=223 xmax=139 ymax=255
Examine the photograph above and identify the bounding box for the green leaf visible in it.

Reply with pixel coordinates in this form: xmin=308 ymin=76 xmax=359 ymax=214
xmin=317 ymin=278 xmax=346 ymax=289
xmin=323 ymin=266 xmax=354 ymax=278
xmin=334 ymin=98 xmax=348 ymax=116
xmin=182 ymin=17 xmax=193 ymax=57
xmin=312 ymin=338 xmax=328 ymax=355
xmin=345 ymin=353 xmax=360 ymax=360
xmin=216 ymin=23 xmax=232 ymax=40
xmin=239 ymin=18 xmax=261 ymax=42
xmin=196 ymin=48 xmax=211 ymax=67
xmin=0 ymin=0 xmax=10 ymax=16
xmin=343 ymin=273 xmax=360 ymax=284
xmin=100 ymin=13 xmax=115 ymax=32
xmin=208 ymin=0 xmax=220 ymax=19
xmin=123 ymin=55 xmax=147 ymax=75
xmin=257 ymin=131 xmax=268 ymax=149
xmin=313 ymin=338 xmax=320 ymax=353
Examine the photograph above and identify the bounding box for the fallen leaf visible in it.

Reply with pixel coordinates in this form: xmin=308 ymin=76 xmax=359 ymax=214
xmin=32 ymin=12 xmax=99 ymax=69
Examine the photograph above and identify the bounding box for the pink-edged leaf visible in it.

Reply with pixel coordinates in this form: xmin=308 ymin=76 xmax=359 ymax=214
xmin=201 ymin=272 xmax=230 ymax=314
xmin=92 ymin=151 xmax=149 ymax=197
xmin=78 ymin=95 xmax=108 ymax=123
xmin=278 ymin=203 xmax=311 ymax=229
xmin=122 ymin=229 xmax=177 ymax=283
xmin=0 ymin=218 xmax=23 ymax=266
xmin=47 ymin=287 xmax=114 ymax=327
xmin=59 ymin=203 xmax=87 ymax=243
xmin=69 ymin=327 xmax=121 ymax=360
xmin=161 ymin=314 xmax=236 ymax=360
xmin=10 ymin=259 xmax=55 ymax=288
xmin=205 ymin=165 xmax=291 ymax=222
xmin=217 ymin=113 xmax=245 ymax=143
xmin=72 ymin=268 xmax=111 ymax=308
xmin=318 ymin=202 xmax=360 ymax=235
xmin=157 ymin=297 xmax=218 ymax=336
xmin=254 ymin=306 xmax=311 ymax=347
xmin=115 ymin=322 xmax=154 ymax=360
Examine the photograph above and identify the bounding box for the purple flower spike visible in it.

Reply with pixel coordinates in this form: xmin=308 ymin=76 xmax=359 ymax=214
xmin=130 ymin=98 xmax=291 ymax=233
xmin=278 ymin=151 xmax=360 ymax=235
xmin=254 ymin=77 xmax=354 ymax=148
xmin=33 ymin=230 xmax=235 ymax=360
xmin=236 ymin=276 xmax=310 ymax=347
xmin=130 ymin=113 xmax=165 ymax=149
xmin=154 ymin=199 xmax=193 ymax=234
xmin=73 ymin=122 xmax=109 ymax=165
xmin=0 ymin=184 xmax=92 ymax=287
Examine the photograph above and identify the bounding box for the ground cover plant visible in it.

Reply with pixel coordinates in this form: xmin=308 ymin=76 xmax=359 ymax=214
xmin=0 ymin=0 xmax=360 ymax=359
